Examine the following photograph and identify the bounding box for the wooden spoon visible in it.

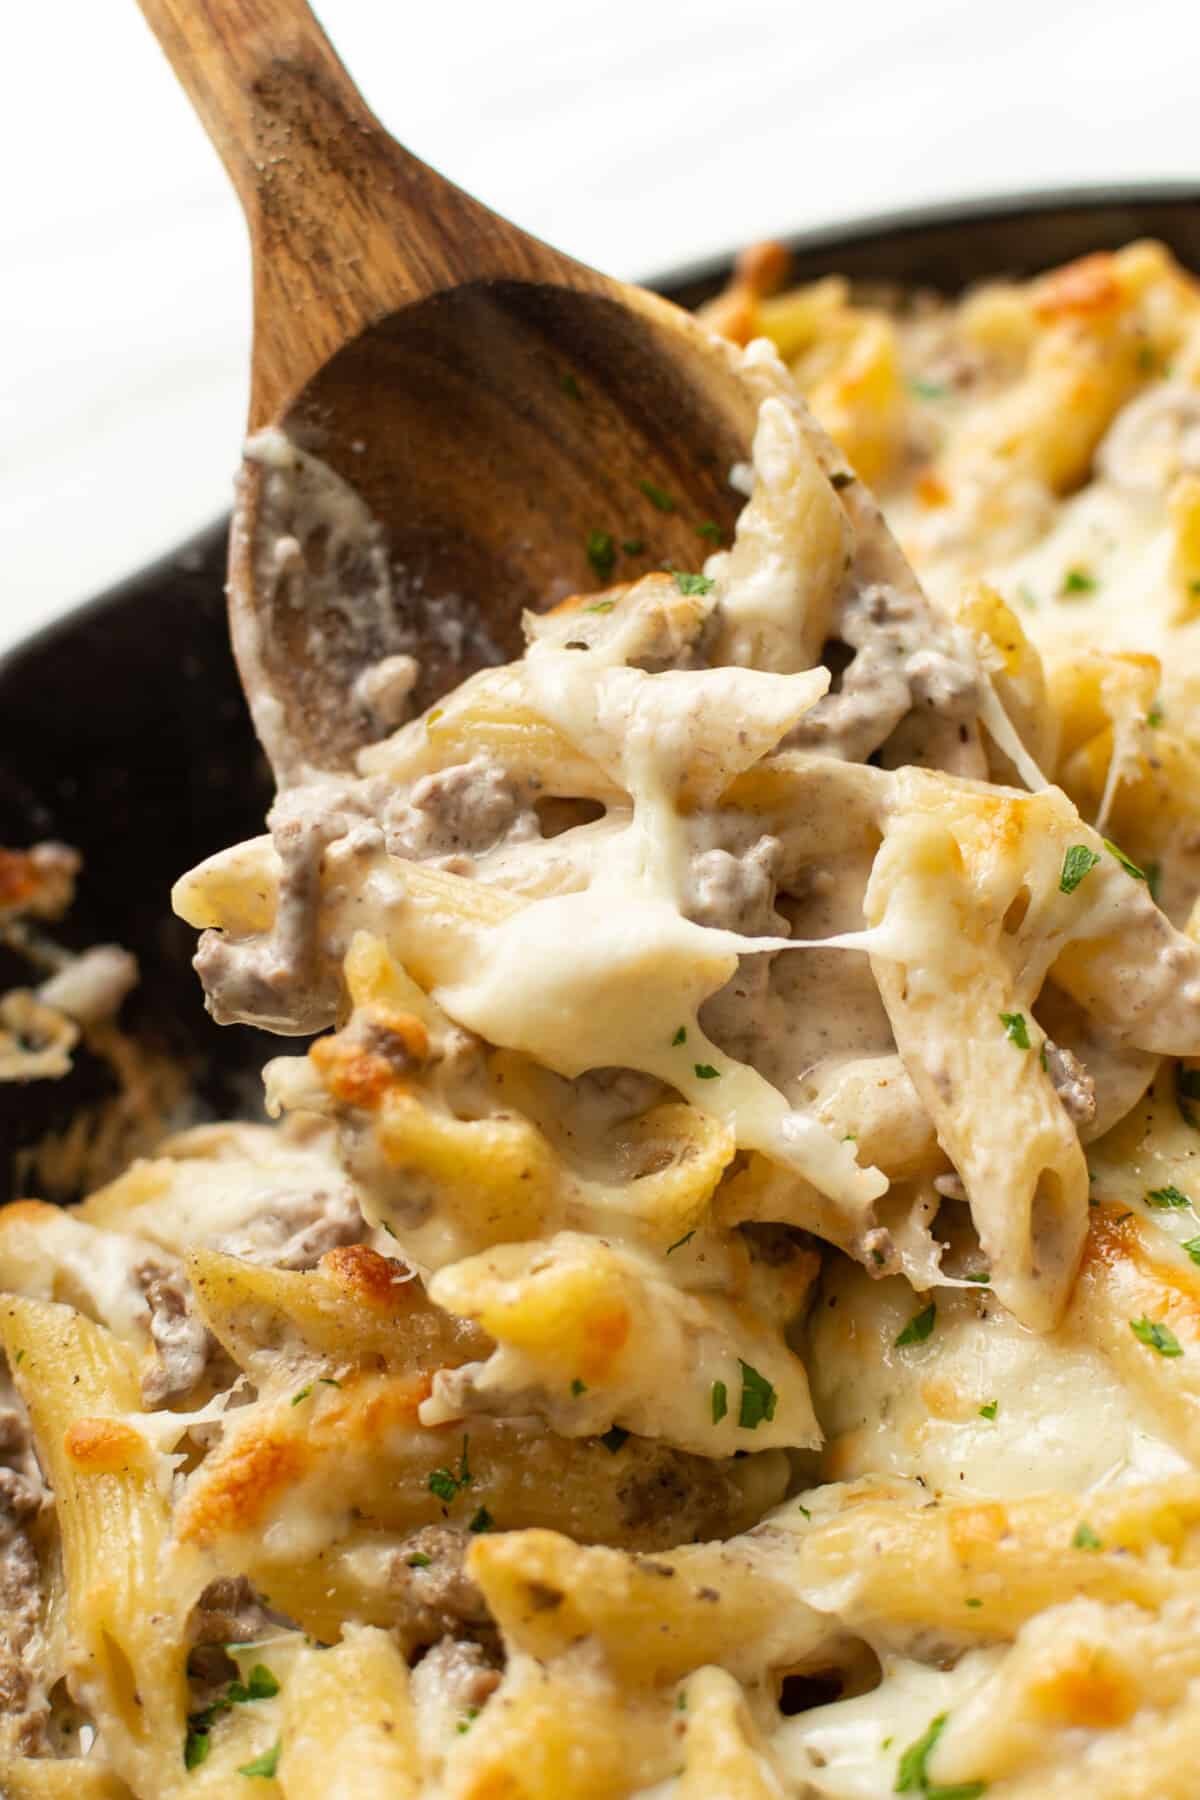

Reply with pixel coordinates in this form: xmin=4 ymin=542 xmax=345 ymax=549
xmin=136 ymin=0 xmax=758 ymax=779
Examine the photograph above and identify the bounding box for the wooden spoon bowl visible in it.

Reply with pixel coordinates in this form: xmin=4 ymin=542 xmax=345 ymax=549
xmin=138 ymin=0 xmax=758 ymax=778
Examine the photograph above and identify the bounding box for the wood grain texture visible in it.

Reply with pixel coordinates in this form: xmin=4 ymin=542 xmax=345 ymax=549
xmin=136 ymin=0 xmax=758 ymax=773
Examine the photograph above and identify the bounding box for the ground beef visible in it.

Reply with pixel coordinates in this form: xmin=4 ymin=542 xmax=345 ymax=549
xmin=137 ymin=1263 xmax=217 ymax=1406
xmin=1043 ymin=1038 xmax=1097 ymax=1127
xmin=685 ymin=835 xmax=784 ymax=936
xmin=215 ymin=1184 xmax=365 ymax=1270
xmin=0 ymin=1407 xmax=48 ymax=1754
xmin=382 ymin=1527 xmax=494 ymax=1648
xmin=383 ymin=757 xmax=537 ymax=871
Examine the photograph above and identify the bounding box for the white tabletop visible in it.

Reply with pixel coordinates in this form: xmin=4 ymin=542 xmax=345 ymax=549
xmin=3 ymin=0 xmax=1196 ymax=653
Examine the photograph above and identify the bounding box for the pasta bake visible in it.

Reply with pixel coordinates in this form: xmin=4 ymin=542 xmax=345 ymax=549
xmin=7 ymin=235 xmax=1200 ymax=1798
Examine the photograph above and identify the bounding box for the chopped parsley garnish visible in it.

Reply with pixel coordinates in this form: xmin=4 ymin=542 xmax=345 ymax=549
xmin=1177 ymin=1064 xmax=1200 ymax=1129
xmin=965 ymin=1597 xmax=982 ymax=1608
xmin=909 ymin=378 xmax=949 ymax=400
xmin=737 ymin=1360 xmax=777 ymax=1430
xmin=600 ymin=1425 xmax=630 ymax=1453
xmin=469 ymin=1506 xmax=494 ymax=1534
xmin=672 ymin=1025 xmax=687 ymax=1045
xmin=1183 ymin=1237 xmax=1200 ymax=1266
xmin=1060 ymin=566 xmax=1097 ymax=596
xmin=637 ymin=478 xmax=675 ymax=512
xmin=1137 ymin=344 xmax=1157 ymax=374
xmin=407 ymin=1552 xmax=432 ymax=1568
xmin=1103 ymin=838 xmax=1146 ymax=881
xmin=979 ymin=1400 xmax=998 ymax=1420
xmin=674 ymin=571 xmax=715 ymax=597
xmin=1147 ymin=703 xmax=1165 ymax=728
xmin=797 ymin=1503 xmax=812 ymax=1520
xmin=711 ymin=1379 xmax=728 ymax=1424
xmin=428 ymin=1468 xmax=459 ymax=1504
xmin=622 ymin=537 xmax=645 ymax=555
xmin=1147 ymin=1184 xmax=1191 ymax=1209
xmin=1072 ymin=1521 xmax=1103 ymax=1551
xmin=423 ymin=713 xmax=443 ymax=733
xmin=238 ymin=1741 xmax=281 ymax=1779
xmin=1039 ymin=1043 xmax=1049 ymax=1072
xmin=963 ymin=1271 xmax=990 ymax=1285
xmin=184 ymin=1666 xmax=280 ymax=1770
xmin=561 ymin=372 xmax=582 ymax=400
xmin=830 ymin=469 xmax=856 ymax=488
xmin=456 ymin=1707 xmax=480 ymax=1735
xmin=895 ymin=1302 xmax=937 ymax=1348
xmin=318 ymin=1376 xmax=341 ymax=1388
xmin=1130 ymin=1316 xmax=1183 ymax=1356
xmin=665 ymin=1230 xmax=695 ymax=1255
xmin=894 ymin=1711 xmax=983 ymax=1796
xmin=676 ymin=1690 xmax=688 ymax=1711
xmin=999 ymin=1011 xmax=1030 ymax=1050
xmin=697 ymin=520 xmax=722 ymax=541
xmin=571 ymin=1378 xmax=587 ymax=1395
xmin=694 ymin=1062 xmax=721 ymax=1080
xmin=1147 ymin=859 xmax=1163 ymax=904
xmin=290 ymin=1386 xmax=312 ymax=1406
xmin=1059 ymin=844 xmax=1101 ymax=894
xmin=13 ymin=1350 xmax=23 ymax=1367
xmin=586 ymin=530 xmax=616 ymax=582
xmin=586 ymin=598 xmax=616 ymax=614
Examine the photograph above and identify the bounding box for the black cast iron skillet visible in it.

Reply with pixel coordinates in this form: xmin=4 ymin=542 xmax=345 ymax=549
xmin=3 ymin=182 xmax=1199 ymax=1197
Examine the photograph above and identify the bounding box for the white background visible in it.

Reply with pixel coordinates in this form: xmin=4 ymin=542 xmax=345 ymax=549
xmin=3 ymin=0 xmax=1198 ymax=652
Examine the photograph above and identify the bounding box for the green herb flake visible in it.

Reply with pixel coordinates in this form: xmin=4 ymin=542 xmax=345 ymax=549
xmin=637 ymin=478 xmax=676 ymax=512
xmin=468 ymin=1506 xmax=494 ymax=1534
xmin=586 ymin=598 xmax=616 ymax=614
xmin=1191 ymin=577 xmax=1200 ymax=597
xmin=674 ymin=571 xmax=715 ymax=597
xmin=665 ymin=1230 xmax=695 ymax=1255
xmin=696 ymin=520 xmax=723 ymax=541
xmin=621 ymin=538 xmax=645 ymax=555
xmin=909 ymin=378 xmax=949 ymax=401
xmin=184 ymin=1726 xmax=212 ymax=1769
xmin=797 ymin=1503 xmax=812 ymax=1520
xmin=407 ymin=1552 xmax=432 ymax=1568
xmin=458 ymin=1435 xmax=471 ymax=1486
xmin=245 ymin=1666 xmax=280 ymax=1701
xmin=423 ymin=712 xmax=443 ymax=733
xmin=693 ymin=1062 xmax=721 ymax=1080
xmin=238 ymin=1741 xmax=281 ymax=1779
xmin=600 ymin=1425 xmax=630 ymax=1454
xmin=999 ymin=1011 xmax=1031 ymax=1050
xmin=830 ymin=469 xmax=857 ymax=488
xmin=561 ymin=372 xmax=582 ymax=400
xmin=318 ymin=1376 xmax=341 ymax=1388
xmin=1130 ymin=1316 xmax=1183 ymax=1356
xmin=1147 ymin=703 xmax=1165 ymax=728
xmin=1072 ymin=1521 xmax=1103 ymax=1551
xmin=428 ymin=1468 xmax=459 ymax=1504
xmin=979 ymin=1400 xmax=998 ymax=1420
xmin=571 ymin=1378 xmax=587 ymax=1396
xmin=1103 ymin=838 xmax=1146 ymax=881
xmin=1059 ymin=844 xmax=1101 ymax=894
xmin=676 ymin=1690 xmax=688 ymax=1712
xmin=1061 ymin=566 xmax=1097 ymax=596
xmin=672 ymin=1025 xmax=687 ymax=1046
xmin=1147 ymin=1184 xmax=1191 ymax=1210
xmin=1137 ymin=343 xmax=1157 ymax=375
xmin=711 ymin=1379 xmax=728 ymax=1425
xmin=1183 ymin=1237 xmax=1200 ymax=1267
xmin=737 ymin=1360 xmax=777 ymax=1430
xmin=965 ymin=1597 xmax=982 ymax=1608
xmin=586 ymin=530 xmax=616 ymax=582
xmin=1039 ymin=1043 xmax=1049 ymax=1072
xmin=456 ymin=1707 xmax=481 ymax=1736
xmin=894 ymin=1710 xmax=985 ymax=1797
xmin=1147 ymin=860 xmax=1163 ymax=904
xmin=895 ymin=1302 xmax=937 ymax=1348
xmin=289 ymin=1386 xmax=312 ymax=1406
xmin=963 ymin=1271 xmax=990 ymax=1285
xmin=13 ymin=1350 xmax=23 ymax=1367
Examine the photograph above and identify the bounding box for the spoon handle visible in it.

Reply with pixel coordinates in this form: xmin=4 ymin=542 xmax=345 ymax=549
xmin=135 ymin=0 xmax=525 ymax=423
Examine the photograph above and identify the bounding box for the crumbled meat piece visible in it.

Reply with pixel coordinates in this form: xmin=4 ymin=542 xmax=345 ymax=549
xmin=196 ymin=784 xmax=376 ymax=1035
xmin=185 ymin=1576 xmax=289 ymax=1711
xmin=1043 ymin=1038 xmax=1097 ymax=1126
xmin=0 ymin=1417 xmax=48 ymax=1756
xmin=383 ymin=757 xmax=536 ymax=868
xmin=216 ymin=1184 xmax=365 ymax=1270
xmin=410 ymin=1635 xmax=501 ymax=1712
xmin=685 ymin=835 xmax=784 ymax=936
xmin=738 ymin=1221 xmax=814 ymax=1265
xmin=790 ymin=582 xmax=981 ymax=766
xmin=383 ymin=1526 xmax=495 ymax=1651
xmin=136 ymin=1263 xmax=218 ymax=1406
